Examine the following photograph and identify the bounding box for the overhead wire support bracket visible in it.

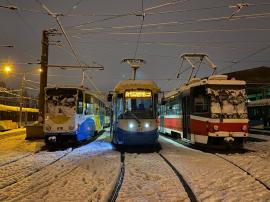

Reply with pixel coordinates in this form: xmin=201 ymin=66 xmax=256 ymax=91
xmin=228 ymin=3 xmax=250 ymax=19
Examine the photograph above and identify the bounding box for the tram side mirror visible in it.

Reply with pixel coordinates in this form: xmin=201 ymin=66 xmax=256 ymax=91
xmin=107 ymin=94 xmax=112 ymax=102
xmin=117 ymin=93 xmax=123 ymax=98
xmin=161 ymin=99 xmax=166 ymax=105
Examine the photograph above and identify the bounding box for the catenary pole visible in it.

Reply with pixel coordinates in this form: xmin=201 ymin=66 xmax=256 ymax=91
xmin=38 ymin=30 xmax=49 ymax=122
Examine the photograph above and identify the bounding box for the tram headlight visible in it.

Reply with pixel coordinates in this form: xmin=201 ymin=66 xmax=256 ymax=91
xmin=129 ymin=123 xmax=134 ymax=129
xmin=213 ymin=125 xmax=219 ymax=131
xmin=144 ymin=123 xmax=150 ymax=128
xmin=46 ymin=125 xmax=51 ymax=131
xmin=242 ymin=125 xmax=248 ymax=131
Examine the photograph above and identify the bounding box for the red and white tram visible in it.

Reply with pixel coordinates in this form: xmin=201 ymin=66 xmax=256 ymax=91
xmin=158 ymin=75 xmax=249 ymax=147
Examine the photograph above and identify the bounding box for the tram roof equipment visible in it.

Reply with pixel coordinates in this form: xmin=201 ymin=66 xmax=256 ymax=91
xmin=114 ymin=80 xmax=160 ymax=93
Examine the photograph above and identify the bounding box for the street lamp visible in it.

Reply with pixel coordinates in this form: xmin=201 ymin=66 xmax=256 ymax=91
xmin=4 ymin=65 xmax=12 ymax=74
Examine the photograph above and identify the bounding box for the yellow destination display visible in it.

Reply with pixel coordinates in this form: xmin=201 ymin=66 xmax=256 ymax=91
xmin=125 ymin=90 xmax=152 ymax=98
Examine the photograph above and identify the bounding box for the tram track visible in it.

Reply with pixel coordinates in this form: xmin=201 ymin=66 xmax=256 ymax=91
xmin=111 ymin=141 xmax=196 ymax=201
xmin=215 ymin=154 xmax=270 ymax=190
xmin=158 ymin=152 xmax=198 ymax=202
xmin=0 ymin=147 xmax=74 ymax=190
xmin=108 ymin=151 xmax=125 ymax=202
xmin=0 ymin=153 xmax=33 ymax=167
xmin=6 ymin=164 xmax=79 ymax=202
xmin=161 ymin=134 xmax=270 ymax=192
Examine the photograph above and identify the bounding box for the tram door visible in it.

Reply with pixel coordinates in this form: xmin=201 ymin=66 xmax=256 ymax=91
xmin=182 ymin=96 xmax=191 ymax=140
xmin=159 ymin=105 xmax=165 ymax=133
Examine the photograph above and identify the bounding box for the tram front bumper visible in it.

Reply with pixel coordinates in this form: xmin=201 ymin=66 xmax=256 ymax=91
xmin=208 ymin=131 xmax=248 ymax=137
xmin=45 ymin=132 xmax=77 ymax=144
xmin=113 ymin=128 xmax=159 ymax=145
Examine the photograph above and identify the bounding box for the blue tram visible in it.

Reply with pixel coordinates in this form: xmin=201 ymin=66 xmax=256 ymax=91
xmin=44 ymin=86 xmax=109 ymax=145
xmin=108 ymin=80 xmax=160 ymax=145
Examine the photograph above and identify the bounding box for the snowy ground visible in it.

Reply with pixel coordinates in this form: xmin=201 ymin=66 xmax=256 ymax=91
xmin=217 ymin=133 xmax=270 ymax=190
xmin=117 ymin=152 xmax=189 ymax=202
xmin=0 ymin=130 xmax=269 ymax=201
xmin=159 ymin=135 xmax=270 ymax=202
xmin=0 ymin=132 xmax=45 ymax=167
xmin=0 ymin=132 xmax=120 ymax=202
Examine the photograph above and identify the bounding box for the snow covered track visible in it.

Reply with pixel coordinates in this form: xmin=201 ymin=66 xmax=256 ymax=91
xmin=0 ymin=153 xmax=32 ymax=167
xmin=159 ymin=136 xmax=270 ymax=201
xmin=108 ymin=151 xmax=125 ymax=202
xmin=0 ymin=133 xmax=121 ymax=201
xmin=116 ymin=151 xmax=190 ymax=201
xmin=0 ymin=148 xmax=73 ymax=189
xmin=158 ymin=153 xmax=198 ymax=202
xmin=216 ymin=154 xmax=270 ymax=190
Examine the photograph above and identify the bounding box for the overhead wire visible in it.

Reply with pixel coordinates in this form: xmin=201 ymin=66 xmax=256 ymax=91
xmin=65 ymin=0 xmax=85 ymax=15
xmin=6 ymin=0 xmax=39 ymax=61
xmin=145 ymin=2 xmax=270 ymax=16
xmin=214 ymin=3 xmax=270 ymax=73
xmin=35 ymin=0 xmax=103 ymax=92
xmin=35 ymin=0 xmax=83 ymax=66
xmin=70 ymin=12 xmax=270 ymax=38
xmin=109 ymin=28 xmax=270 ymax=35
xmin=66 ymin=0 xmax=190 ymax=30
xmin=8 ymin=1 xmax=269 ymax=18
xmin=134 ymin=0 xmax=145 ymax=58
xmin=219 ymin=44 xmax=270 ymax=73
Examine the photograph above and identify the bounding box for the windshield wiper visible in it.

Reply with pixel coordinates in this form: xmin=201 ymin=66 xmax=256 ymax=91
xmin=129 ymin=111 xmax=141 ymax=124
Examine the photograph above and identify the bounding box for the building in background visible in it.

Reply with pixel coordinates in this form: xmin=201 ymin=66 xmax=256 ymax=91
xmin=225 ymin=66 xmax=270 ymax=131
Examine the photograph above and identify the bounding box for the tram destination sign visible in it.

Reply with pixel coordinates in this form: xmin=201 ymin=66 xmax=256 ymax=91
xmin=125 ymin=90 xmax=151 ymax=98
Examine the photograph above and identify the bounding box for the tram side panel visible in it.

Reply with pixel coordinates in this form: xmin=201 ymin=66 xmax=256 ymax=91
xmin=159 ymin=81 xmax=249 ymax=146
xmin=44 ymin=87 xmax=107 ymax=145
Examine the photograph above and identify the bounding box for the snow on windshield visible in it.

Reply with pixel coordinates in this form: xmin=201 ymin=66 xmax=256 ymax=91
xmin=207 ymin=87 xmax=248 ymax=119
xmin=46 ymin=94 xmax=76 ymax=116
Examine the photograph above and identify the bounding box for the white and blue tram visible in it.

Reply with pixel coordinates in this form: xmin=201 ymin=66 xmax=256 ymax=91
xmin=108 ymin=80 xmax=160 ymax=145
xmin=44 ymin=86 xmax=109 ymax=145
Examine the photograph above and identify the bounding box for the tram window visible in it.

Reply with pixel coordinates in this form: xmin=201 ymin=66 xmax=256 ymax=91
xmin=194 ymin=95 xmax=209 ymax=113
xmin=166 ymin=99 xmax=180 ymax=115
xmin=116 ymin=97 xmax=124 ymax=117
xmin=85 ymin=94 xmax=92 ymax=115
xmin=77 ymin=91 xmax=84 ymax=114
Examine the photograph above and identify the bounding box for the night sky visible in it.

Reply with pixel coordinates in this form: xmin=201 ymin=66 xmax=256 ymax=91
xmin=0 ymin=0 xmax=269 ymax=95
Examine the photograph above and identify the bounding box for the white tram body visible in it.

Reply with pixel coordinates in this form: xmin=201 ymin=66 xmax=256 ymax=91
xmin=44 ymin=86 xmax=108 ymax=144
xmin=159 ymin=75 xmax=249 ymax=146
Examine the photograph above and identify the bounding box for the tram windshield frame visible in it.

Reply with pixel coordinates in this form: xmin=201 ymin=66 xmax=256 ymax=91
xmin=116 ymin=90 xmax=157 ymax=119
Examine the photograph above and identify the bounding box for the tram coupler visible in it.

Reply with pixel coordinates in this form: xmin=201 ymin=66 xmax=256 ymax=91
xmin=224 ymin=137 xmax=234 ymax=144
xmin=48 ymin=136 xmax=57 ymax=143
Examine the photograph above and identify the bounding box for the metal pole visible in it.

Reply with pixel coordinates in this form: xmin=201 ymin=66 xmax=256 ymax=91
xmin=132 ymin=66 xmax=139 ymax=80
xmin=19 ymin=73 xmax=25 ymax=128
xmin=38 ymin=30 xmax=49 ymax=123
xmin=81 ymin=70 xmax=85 ymax=86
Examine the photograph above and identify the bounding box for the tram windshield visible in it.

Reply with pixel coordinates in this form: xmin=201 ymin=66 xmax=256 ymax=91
xmin=45 ymin=88 xmax=77 ymax=116
xmin=207 ymin=86 xmax=248 ymax=119
xmin=117 ymin=90 xmax=155 ymax=119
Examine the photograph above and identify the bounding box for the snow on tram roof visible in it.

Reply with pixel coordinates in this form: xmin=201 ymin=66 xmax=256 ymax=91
xmin=114 ymin=80 xmax=160 ymax=93
xmin=45 ymin=86 xmax=106 ymax=103
xmin=180 ymin=75 xmax=245 ymax=91
xmin=163 ymin=75 xmax=246 ymax=99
